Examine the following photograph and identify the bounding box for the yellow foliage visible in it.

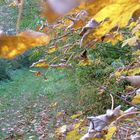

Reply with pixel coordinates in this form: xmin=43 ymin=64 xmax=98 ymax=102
xmin=131 ymin=23 xmax=140 ymax=37
xmin=9 ymin=1 xmax=17 ymax=7
xmin=66 ymin=130 xmax=82 ymax=140
xmin=128 ymin=21 xmax=138 ymax=30
xmin=79 ymin=59 xmax=93 ymax=66
xmin=34 ymin=71 xmax=44 ymax=77
xmin=127 ymin=67 xmax=140 ymax=76
xmin=132 ymin=94 xmax=140 ymax=104
xmin=70 ymin=113 xmax=82 ymax=119
xmin=31 ymin=59 xmax=49 ymax=68
xmin=47 ymin=44 xmax=58 ymax=54
xmin=104 ymin=32 xmax=123 ymax=45
xmin=77 ymin=0 xmax=140 ymax=41
xmin=133 ymin=50 xmax=140 ymax=56
xmin=0 ymin=30 xmax=50 ymax=59
xmin=115 ymin=67 xmax=140 ymax=77
xmin=105 ymin=126 xmax=117 ymax=140
xmin=55 ymin=125 xmax=67 ymax=137
xmin=122 ymin=36 xmax=138 ymax=47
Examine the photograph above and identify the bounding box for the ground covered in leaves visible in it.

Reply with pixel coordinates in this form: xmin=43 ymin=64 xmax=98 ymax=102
xmin=0 ymin=69 xmax=78 ymax=139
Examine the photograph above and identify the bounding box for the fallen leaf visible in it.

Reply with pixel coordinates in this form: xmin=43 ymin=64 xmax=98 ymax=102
xmin=30 ymin=59 xmax=49 ymax=68
xmin=105 ymin=126 xmax=117 ymax=140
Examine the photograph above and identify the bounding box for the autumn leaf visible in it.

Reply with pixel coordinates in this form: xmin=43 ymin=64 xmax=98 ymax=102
xmin=9 ymin=1 xmax=17 ymax=7
xmin=115 ymin=66 xmax=140 ymax=77
xmin=122 ymin=36 xmax=138 ymax=47
xmin=132 ymin=94 xmax=140 ymax=104
xmin=133 ymin=50 xmax=140 ymax=56
xmin=0 ymin=30 xmax=50 ymax=59
xmin=128 ymin=21 xmax=138 ymax=30
xmin=105 ymin=126 xmax=117 ymax=140
xmin=70 ymin=112 xmax=82 ymax=119
xmin=78 ymin=58 xmax=93 ymax=66
xmin=66 ymin=130 xmax=82 ymax=140
xmin=131 ymin=23 xmax=140 ymax=37
xmin=78 ymin=0 xmax=140 ymax=46
xmin=29 ymin=70 xmax=44 ymax=77
xmin=55 ymin=125 xmax=67 ymax=136
xmin=34 ymin=71 xmax=44 ymax=77
xmin=103 ymin=32 xmax=123 ymax=45
xmin=30 ymin=59 xmax=49 ymax=68
xmin=47 ymin=44 xmax=58 ymax=54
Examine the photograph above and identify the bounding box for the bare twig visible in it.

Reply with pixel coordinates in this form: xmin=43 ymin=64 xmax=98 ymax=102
xmin=110 ymin=93 xmax=114 ymax=110
xmin=113 ymin=111 xmax=140 ymax=124
xmin=90 ymin=81 xmax=140 ymax=109
xmin=66 ymin=52 xmax=75 ymax=64
xmin=16 ymin=0 xmax=24 ymax=33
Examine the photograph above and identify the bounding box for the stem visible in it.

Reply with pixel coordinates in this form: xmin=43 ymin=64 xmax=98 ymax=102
xmin=16 ymin=0 xmax=24 ymax=33
xmin=110 ymin=93 xmax=114 ymax=110
xmin=90 ymin=81 xmax=140 ymax=109
xmin=113 ymin=112 xmax=140 ymax=124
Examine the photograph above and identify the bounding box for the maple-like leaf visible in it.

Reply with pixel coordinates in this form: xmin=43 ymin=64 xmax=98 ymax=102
xmin=0 ymin=30 xmax=50 ymax=59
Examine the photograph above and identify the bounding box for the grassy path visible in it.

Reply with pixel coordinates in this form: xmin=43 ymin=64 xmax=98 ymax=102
xmin=0 ymin=69 xmax=77 ymax=139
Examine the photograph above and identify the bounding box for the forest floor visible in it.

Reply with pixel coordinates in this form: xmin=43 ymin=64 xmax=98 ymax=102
xmin=0 ymin=69 xmax=78 ymax=139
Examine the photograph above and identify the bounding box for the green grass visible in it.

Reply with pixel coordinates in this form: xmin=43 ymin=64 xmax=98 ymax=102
xmin=0 ymin=68 xmax=78 ymax=139
xmin=0 ymin=68 xmax=77 ymax=110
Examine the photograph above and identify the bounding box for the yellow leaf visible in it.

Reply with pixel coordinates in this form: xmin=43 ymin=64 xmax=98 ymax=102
xmin=105 ymin=126 xmax=117 ymax=140
xmin=34 ymin=71 xmax=44 ymax=77
xmin=47 ymin=44 xmax=58 ymax=54
xmin=127 ymin=67 xmax=140 ymax=76
xmin=122 ymin=36 xmax=138 ymax=47
xmin=132 ymin=23 xmax=140 ymax=35
xmin=9 ymin=1 xmax=17 ymax=7
xmin=66 ymin=130 xmax=82 ymax=140
xmin=128 ymin=21 xmax=138 ymax=30
xmin=132 ymin=94 xmax=140 ymax=104
xmin=73 ymin=119 xmax=85 ymax=129
xmin=79 ymin=59 xmax=93 ymax=66
xmin=50 ymin=102 xmax=58 ymax=108
xmin=133 ymin=50 xmax=140 ymax=56
xmin=70 ymin=113 xmax=82 ymax=119
xmin=78 ymin=0 xmax=140 ymax=47
xmin=115 ymin=67 xmax=140 ymax=77
xmin=0 ymin=30 xmax=50 ymax=59
xmin=31 ymin=59 xmax=49 ymax=68
xmin=55 ymin=125 xmax=67 ymax=136
xmin=104 ymin=32 xmax=123 ymax=45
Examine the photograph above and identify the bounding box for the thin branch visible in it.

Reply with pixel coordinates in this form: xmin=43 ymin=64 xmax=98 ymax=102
xmin=113 ymin=111 xmax=140 ymax=124
xmin=90 ymin=81 xmax=140 ymax=109
xmin=66 ymin=52 xmax=75 ymax=64
xmin=110 ymin=93 xmax=114 ymax=110
xmin=16 ymin=0 xmax=24 ymax=33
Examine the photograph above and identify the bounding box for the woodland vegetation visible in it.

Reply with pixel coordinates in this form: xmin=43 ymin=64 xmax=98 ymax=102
xmin=0 ymin=0 xmax=140 ymax=140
